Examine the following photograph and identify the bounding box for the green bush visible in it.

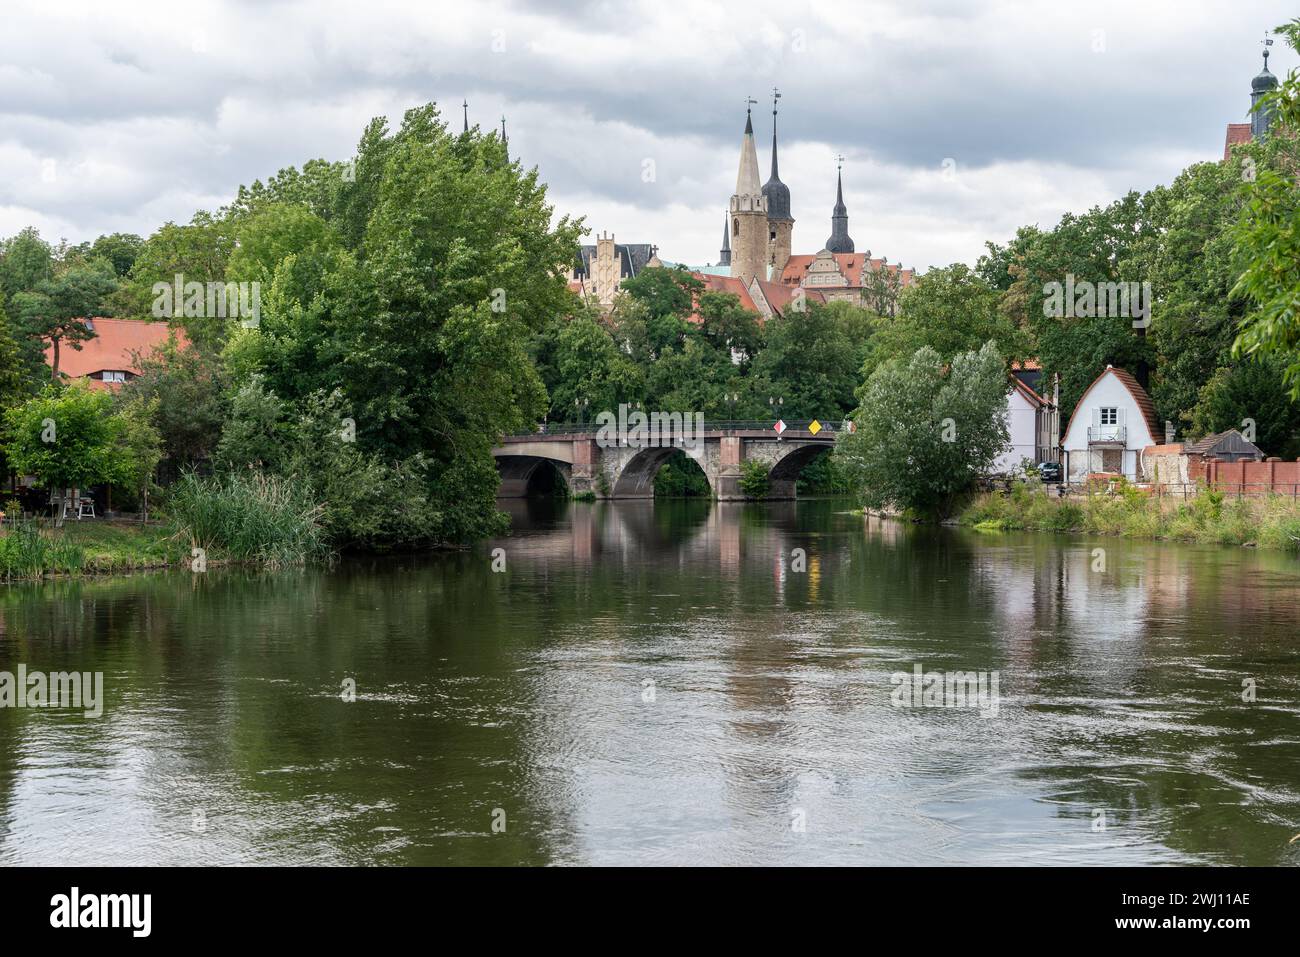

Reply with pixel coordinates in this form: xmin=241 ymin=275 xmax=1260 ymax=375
xmin=164 ymin=470 xmax=327 ymax=568
xmin=738 ymin=459 xmax=770 ymax=499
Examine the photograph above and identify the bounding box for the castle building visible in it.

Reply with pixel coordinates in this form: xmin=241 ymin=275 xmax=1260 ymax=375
xmin=712 ymin=98 xmax=914 ymax=309
xmin=570 ymin=233 xmax=661 ymax=309
xmin=1224 ymin=43 xmax=1280 ymax=159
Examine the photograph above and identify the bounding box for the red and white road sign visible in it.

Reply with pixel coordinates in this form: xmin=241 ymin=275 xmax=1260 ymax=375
xmin=773 ymin=419 xmax=786 ymax=435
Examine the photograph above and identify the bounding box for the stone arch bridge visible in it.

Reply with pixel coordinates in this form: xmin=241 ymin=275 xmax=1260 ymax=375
xmin=493 ymin=421 xmax=841 ymax=500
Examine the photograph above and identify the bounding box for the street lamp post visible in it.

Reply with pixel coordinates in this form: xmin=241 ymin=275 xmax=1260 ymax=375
xmin=574 ymin=397 xmax=589 ymax=426
xmin=769 ymin=396 xmax=783 ymax=440
xmin=726 ymin=392 xmax=739 ymax=428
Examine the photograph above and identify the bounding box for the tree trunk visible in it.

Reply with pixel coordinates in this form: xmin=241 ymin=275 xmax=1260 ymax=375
xmin=50 ymin=337 xmax=60 ymax=381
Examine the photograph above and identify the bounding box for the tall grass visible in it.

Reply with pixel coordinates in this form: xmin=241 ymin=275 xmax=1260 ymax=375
xmin=960 ymin=481 xmax=1300 ymax=552
xmin=165 ymin=471 xmax=328 ymax=568
xmin=0 ymin=521 xmax=86 ymax=581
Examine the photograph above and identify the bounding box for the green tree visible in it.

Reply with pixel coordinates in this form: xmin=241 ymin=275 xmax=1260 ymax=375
xmin=866 ymin=263 xmax=1026 ymax=380
xmin=120 ymin=337 xmax=229 ymax=471
xmin=11 ymin=261 xmax=118 ymax=379
xmin=1191 ymin=356 xmax=1300 ymax=459
xmin=111 ymin=394 xmax=164 ymax=521
xmin=0 ymin=227 xmax=54 ymax=303
xmin=4 ymin=385 xmax=128 ymax=523
xmin=215 ymin=375 xmax=290 ymax=470
xmin=750 ymin=302 xmax=864 ymax=419
xmin=838 ymin=341 xmax=1009 ymax=517
xmin=1231 ymin=18 xmax=1300 ymax=396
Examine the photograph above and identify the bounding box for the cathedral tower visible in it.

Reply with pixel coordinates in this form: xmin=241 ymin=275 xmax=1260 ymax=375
xmin=762 ymin=90 xmax=794 ymax=276
xmin=729 ymin=103 xmax=768 ymax=286
xmin=825 ymin=158 xmax=855 ymax=254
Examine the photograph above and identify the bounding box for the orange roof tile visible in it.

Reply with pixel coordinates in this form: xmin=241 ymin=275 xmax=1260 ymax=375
xmin=44 ymin=318 xmax=187 ymax=390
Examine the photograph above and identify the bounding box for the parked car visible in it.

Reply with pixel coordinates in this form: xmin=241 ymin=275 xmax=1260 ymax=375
xmin=1037 ymin=461 xmax=1062 ymax=483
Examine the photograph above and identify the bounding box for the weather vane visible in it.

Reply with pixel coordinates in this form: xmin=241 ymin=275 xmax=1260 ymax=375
xmin=745 ymin=95 xmax=758 ymax=116
xmin=771 ymin=86 xmax=781 ymax=114
xmin=834 ymin=153 xmax=845 ymax=171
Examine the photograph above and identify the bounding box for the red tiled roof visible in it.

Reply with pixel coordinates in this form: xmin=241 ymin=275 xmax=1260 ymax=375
xmin=691 ymin=273 xmax=757 ymax=320
xmin=1063 ymin=365 xmax=1161 ymax=445
xmin=44 ymin=318 xmax=187 ymax=390
xmin=779 ymin=252 xmax=916 ymax=288
xmin=1224 ymin=123 xmax=1252 ymax=162
xmin=752 ymin=279 xmax=827 ymax=316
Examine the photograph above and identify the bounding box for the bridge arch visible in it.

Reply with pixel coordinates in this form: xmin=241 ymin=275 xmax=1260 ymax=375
xmin=493 ymin=453 xmax=572 ymax=498
xmin=611 ymin=444 xmax=712 ymax=499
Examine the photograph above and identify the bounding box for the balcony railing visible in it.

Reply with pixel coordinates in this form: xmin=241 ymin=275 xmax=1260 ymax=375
xmin=1087 ymin=425 xmax=1126 ymax=444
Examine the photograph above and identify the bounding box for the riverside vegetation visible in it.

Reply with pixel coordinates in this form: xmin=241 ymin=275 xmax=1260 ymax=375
xmin=959 ymin=479 xmax=1300 ymax=552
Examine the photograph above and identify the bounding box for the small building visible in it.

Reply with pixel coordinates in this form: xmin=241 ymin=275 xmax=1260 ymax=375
xmin=1183 ymin=429 xmax=1264 ymax=463
xmin=993 ymin=375 xmax=1059 ymax=475
xmin=1061 ymin=365 xmax=1161 ymax=482
xmin=43 ymin=317 xmax=184 ymax=390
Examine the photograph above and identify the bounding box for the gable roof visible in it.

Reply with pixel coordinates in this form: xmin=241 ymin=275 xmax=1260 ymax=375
xmin=44 ymin=318 xmax=186 ymax=390
xmin=1063 ymin=365 xmax=1161 ymax=444
xmin=1183 ymin=429 xmax=1263 ymax=458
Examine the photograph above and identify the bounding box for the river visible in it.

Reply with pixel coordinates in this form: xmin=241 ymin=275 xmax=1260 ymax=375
xmin=1 ymin=499 xmax=1299 ymax=865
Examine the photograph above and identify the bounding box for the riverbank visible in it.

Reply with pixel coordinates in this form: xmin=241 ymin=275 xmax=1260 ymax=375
xmin=0 ymin=520 xmax=190 ymax=582
xmin=958 ymin=482 xmax=1300 ymax=551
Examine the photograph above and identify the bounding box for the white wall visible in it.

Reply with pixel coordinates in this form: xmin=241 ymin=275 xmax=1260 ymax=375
xmin=993 ymin=388 xmax=1040 ymax=474
xmin=1061 ymin=371 xmax=1157 ymax=481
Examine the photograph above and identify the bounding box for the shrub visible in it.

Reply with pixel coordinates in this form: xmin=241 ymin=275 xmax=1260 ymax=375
xmin=738 ymin=459 xmax=770 ymax=499
xmin=164 ymin=470 xmax=327 ymax=568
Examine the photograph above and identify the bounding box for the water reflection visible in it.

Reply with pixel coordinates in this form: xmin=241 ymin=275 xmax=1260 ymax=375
xmin=1 ymin=500 xmax=1299 ymax=865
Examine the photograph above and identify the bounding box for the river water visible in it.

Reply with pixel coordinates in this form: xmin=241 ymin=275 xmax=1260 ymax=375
xmin=1 ymin=499 xmax=1299 ymax=865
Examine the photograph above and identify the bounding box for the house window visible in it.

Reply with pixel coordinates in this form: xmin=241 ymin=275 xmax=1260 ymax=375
xmin=102 ymin=371 xmax=126 ymax=383
xmin=1099 ymin=407 xmax=1118 ymax=426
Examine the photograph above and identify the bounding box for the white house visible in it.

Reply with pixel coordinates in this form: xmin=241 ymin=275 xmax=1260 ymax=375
xmin=1061 ymin=366 xmax=1161 ymax=482
xmin=993 ymin=375 xmax=1059 ymax=474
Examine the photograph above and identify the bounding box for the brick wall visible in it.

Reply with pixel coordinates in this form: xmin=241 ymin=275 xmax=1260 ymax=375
xmin=1189 ymin=457 xmax=1300 ymax=496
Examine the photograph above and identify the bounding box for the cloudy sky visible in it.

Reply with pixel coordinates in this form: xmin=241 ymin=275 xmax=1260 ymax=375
xmin=1 ymin=0 xmax=1293 ymax=272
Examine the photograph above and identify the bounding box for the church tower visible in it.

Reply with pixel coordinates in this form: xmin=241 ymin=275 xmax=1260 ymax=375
xmin=729 ymin=103 xmax=768 ymax=286
xmin=1251 ymin=43 xmax=1280 ymax=138
xmin=825 ymin=159 xmax=855 ymax=254
xmin=719 ymin=215 xmax=731 ymax=266
xmin=762 ymin=90 xmax=794 ymax=277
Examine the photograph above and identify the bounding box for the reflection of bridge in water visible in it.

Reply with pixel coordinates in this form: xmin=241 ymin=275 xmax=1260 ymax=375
xmin=493 ymin=421 xmax=839 ymax=500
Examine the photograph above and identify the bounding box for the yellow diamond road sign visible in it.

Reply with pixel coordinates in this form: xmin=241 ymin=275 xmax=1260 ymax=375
xmin=808 ymin=419 xmax=822 ymax=435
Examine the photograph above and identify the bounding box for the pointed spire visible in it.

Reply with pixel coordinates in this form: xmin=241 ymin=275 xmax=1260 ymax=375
xmin=732 ymin=100 xmax=763 ymax=207
xmin=500 ymin=115 xmax=509 ymax=157
xmin=762 ymin=87 xmax=792 ymax=223
xmin=719 ymin=214 xmax=731 ymax=266
xmin=463 ymin=99 xmax=469 ymax=133
xmin=825 ymin=155 xmax=854 ymax=254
